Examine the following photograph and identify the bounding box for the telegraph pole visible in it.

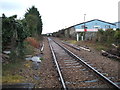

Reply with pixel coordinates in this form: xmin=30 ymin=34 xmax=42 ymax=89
xmin=84 ymin=14 xmax=86 ymax=23
xmin=83 ymin=14 xmax=86 ymax=40
xmin=84 ymin=14 xmax=86 ymax=31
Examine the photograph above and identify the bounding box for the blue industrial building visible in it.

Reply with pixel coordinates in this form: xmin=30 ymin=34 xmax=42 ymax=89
xmin=74 ymin=19 xmax=116 ymax=32
xmin=64 ymin=19 xmax=117 ymax=41
xmin=114 ymin=22 xmax=120 ymax=29
xmin=54 ymin=19 xmax=117 ymax=41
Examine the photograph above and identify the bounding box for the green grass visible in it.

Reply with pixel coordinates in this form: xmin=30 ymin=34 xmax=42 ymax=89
xmin=2 ymin=39 xmax=41 ymax=84
xmin=23 ymin=41 xmax=35 ymax=55
xmin=66 ymin=40 xmax=110 ymax=51
xmin=67 ymin=40 xmax=77 ymax=44
xmin=40 ymin=57 xmax=44 ymax=61
xmin=2 ymin=74 xmax=24 ymax=84
xmin=92 ymin=42 xmax=113 ymax=51
xmin=3 ymin=59 xmax=22 ymax=72
xmin=94 ymin=43 xmax=108 ymax=51
xmin=2 ymin=59 xmax=25 ymax=84
xmin=2 ymin=40 xmax=40 ymax=84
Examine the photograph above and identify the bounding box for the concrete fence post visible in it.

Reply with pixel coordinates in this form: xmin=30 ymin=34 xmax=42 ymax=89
xmin=77 ymin=33 xmax=79 ymax=41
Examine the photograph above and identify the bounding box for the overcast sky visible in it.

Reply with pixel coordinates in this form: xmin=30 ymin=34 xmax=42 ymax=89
xmin=0 ymin=0 xmax=120 ymax=34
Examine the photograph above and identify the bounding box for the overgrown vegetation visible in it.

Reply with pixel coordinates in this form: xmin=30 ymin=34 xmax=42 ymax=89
xmin=2 ymin=58 xmax=25 ymax=84
xmin=66 ymin=28 xmax=120 ymax=57
xmin=2 ymin=6 xmax=43 ymax=84
xmin=2 ymin=6 xmax=43 ymax=61
xmin=96 ymin=29 xmax=120 ymax=44
xmin=96 ymin=29 xmax=120 ymax=50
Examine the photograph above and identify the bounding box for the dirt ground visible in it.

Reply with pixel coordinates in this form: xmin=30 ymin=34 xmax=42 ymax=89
xmin=23 ymin=37 xmax=61 ymax=88
xmin=2 ymin=37 xmax=61 ymax=88
xmin=2 ymin=36 xmax=120 ymax=88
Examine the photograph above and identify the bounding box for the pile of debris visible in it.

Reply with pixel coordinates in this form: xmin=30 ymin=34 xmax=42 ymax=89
xmin=101 ymin=44 xmax=120 ymax=60
xmin=2 ymin=50 xmax=11 ymax=64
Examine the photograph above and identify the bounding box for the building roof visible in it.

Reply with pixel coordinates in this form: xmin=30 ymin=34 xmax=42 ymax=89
xmin=66 ymin=19 xmax=116 ymax=29
xmin=114 ymin=21 xmax=120 ymax=24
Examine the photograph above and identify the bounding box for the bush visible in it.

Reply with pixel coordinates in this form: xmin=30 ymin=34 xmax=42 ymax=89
xmin=25 ymin=37 xmax=40 ymax=49
xmin=97 ymin=29 xmax=117 ymax=43
xmin=114 ymin=30 xmax=120 ymax=44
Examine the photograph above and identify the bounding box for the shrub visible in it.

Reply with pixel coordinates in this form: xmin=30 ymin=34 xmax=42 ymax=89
xmin=25 ymin=37 xmax=40 ymax=49
xmin=114 ymin=30 xmax=120 ymax=44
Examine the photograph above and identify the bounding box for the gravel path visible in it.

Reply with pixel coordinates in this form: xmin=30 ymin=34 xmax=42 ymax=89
xmin=53 ymin=38 xmax=120 ymax=85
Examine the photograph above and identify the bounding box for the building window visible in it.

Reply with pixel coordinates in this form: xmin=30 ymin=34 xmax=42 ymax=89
xmin=81 ymin=25 xmax=87 ymax=29
xmin=93 ymin=25 xmax=100 ymax=29
xmin=105 ymin=25 xmax=110 ymax=29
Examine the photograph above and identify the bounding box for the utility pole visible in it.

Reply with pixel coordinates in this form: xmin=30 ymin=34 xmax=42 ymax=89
xmin=84 ymin=14 xmax=86 ymax=31
xmin=84 ymin=14 xmax=86 ymax=23
xmin=83 ymin=14 xmax=86 ymax=40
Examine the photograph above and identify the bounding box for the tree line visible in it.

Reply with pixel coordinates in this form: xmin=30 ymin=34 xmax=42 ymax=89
xmin=2 ymin=6 xmax=43 ymax=60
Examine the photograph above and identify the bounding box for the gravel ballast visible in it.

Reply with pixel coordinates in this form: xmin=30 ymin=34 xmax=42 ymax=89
xmin=36 ymin=37 xmax=61 ymax=88
xmin=53 ymin=38 xmax=120 ymax=85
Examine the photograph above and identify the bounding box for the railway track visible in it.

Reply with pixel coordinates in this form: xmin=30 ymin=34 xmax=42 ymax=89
xmin=56 ymin=38 xmax=120 ymax=86
xmin=48 ymin=37 xmax=120 ymax=89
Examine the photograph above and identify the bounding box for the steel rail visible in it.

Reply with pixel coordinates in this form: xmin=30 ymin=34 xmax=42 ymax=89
xmin=62 ymin=41 xmax=80 ymax=51
xmin=52 ymin=38 xmax=120 ymax=89
xmin=62 ymin=41 xmax=91 ymax=52
xmin=48 ymin=38 xmax=67 ymax=90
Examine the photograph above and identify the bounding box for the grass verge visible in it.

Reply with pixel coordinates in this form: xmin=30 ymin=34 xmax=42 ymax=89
xmin=2 ymin=59 xmax=25 ymax=84
xmin=66 ymin=40 xmax=110 ymax=51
